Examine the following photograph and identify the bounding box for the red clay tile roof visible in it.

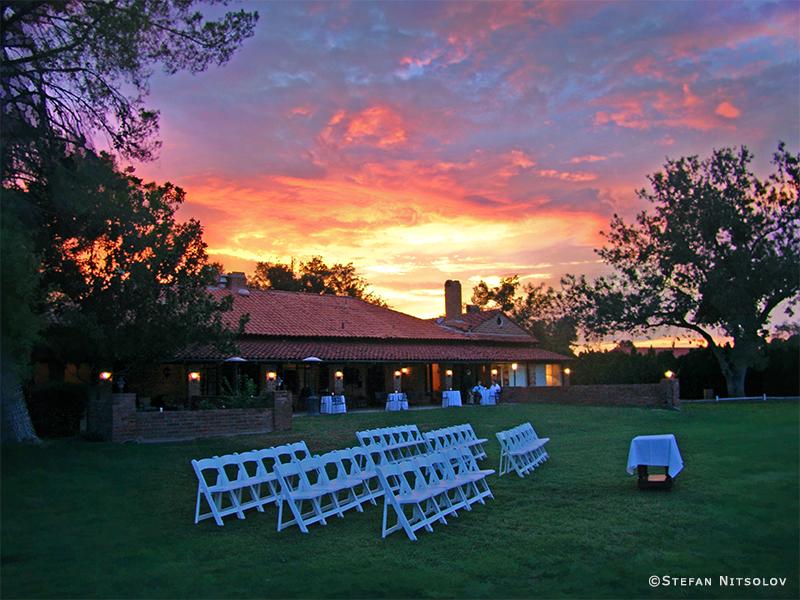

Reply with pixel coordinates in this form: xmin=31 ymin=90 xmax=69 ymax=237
xmin=210 ymin=288 xmax=533 ymax=342
xmin=179 ymin=338 xmax=570 ymax=363
xmin=184 ymin=288 xmax=571 ymax=363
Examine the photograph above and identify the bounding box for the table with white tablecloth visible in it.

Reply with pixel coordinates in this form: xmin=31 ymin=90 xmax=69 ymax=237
xmin=385 ymin=392 xmax=408 ymax=411
xmin=626 ymin=434 xmax=683 ymax=477
xmin=320 ymin=395 xmax=347 ymax=414
xmin=478 ymin=388 xmax=496 ymax=405
xmin=442 ymin=390 xmax=462 ymax=407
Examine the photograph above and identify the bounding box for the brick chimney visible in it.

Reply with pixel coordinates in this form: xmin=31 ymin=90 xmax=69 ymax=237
xmin=219 ymin=272 xmax=248 ymax=292
xmin=444 ymin=280 xmax=462 ymax=319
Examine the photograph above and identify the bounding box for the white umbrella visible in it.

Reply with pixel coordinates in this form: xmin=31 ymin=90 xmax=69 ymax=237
xmin=225 ymin=356 xmax=247 ymax=395
xmin=302 ymin=357 xmax=322 ymax=397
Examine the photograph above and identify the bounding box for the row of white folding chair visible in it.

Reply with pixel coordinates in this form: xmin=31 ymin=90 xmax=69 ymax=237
xmin=375 ymin=449 xmax=495 ymax=541
xmin=495 ymin=422 xmax=549 ymax=477
xmin=424 ymin=424 xmax=488 ymax=460
xmin=193 ymin=441 xmax=312 ymax=526
xmin=356 ymin=425 xmax=428 ymax=462
xmin=193 ymin=451 xmax=274 ymax=526
xmin=273 ymin=451 xmax=369 ymax=533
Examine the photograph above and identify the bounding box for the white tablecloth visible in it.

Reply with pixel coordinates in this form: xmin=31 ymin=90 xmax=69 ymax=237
xmin=442 ymin=390 xmax=462 ymax=407
xmin=320 ymin=395 xmax=347 ymax=414
xmin=385 ymin=393 xmax=408 ymax=411
xmin=478 ymin=388 xmax=496 ymax=405
xmin=627 ymin=434 xmax=683 ymax=477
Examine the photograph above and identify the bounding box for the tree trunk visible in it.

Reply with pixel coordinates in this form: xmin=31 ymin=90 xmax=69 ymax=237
xmin=1 ymin=363 xmax=40 ymax=444
xmin=725 ymin=364 xmax=748 ymax=398
xmin=706 ymin=341 xmax=749 ymax=399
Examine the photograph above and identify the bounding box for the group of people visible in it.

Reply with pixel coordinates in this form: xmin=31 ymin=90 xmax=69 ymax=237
xmin=462 ymin=369 xmax=501 ymax=405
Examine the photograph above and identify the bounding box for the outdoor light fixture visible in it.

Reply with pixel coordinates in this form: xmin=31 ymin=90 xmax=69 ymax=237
xmin=267 ymin=372 xmax=276 ymax=380
xmin=512 ymin=363 xmax=518 ymax=370
xmin=335 ymin=371 xmax=343 ymax=379
xmin=189 ymin=372 xmax=200 ymax=381
xmin=564 ymin=368 xmax=571 ymax=375
xmin=401 ymin=367 xmax=409 ymax=374
xmin=99 ymin=371 xmax=112 ymax=381
xmin=665 ymin=371 xmax=675 ymax=379
xmin=394 ymin=370 xmax=402 ymax=377
xmin=445 ymin=369 xmax=453 ymax=376
xmin=491 ymin=368 xmax=498 ymax=376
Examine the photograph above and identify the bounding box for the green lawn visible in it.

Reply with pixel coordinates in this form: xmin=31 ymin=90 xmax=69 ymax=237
xmin=1 ymin=402 xmax=798 ymax=599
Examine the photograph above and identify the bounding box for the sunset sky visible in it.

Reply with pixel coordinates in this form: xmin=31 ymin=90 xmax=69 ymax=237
xmin=130 ymin=0 xmax=799 ymax=342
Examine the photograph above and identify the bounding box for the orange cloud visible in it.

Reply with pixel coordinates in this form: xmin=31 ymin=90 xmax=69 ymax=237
xmin=321 ymin=106 xmax=409 ymax=148
xmin=568 ymin=155 xmax=607 ymax=164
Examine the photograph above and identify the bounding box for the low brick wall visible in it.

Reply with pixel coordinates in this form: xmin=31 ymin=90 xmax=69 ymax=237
xmin=89 ymin=390 xmax=293 ymax=443
xmin=500 ymin=379 xmax=680 ymax=409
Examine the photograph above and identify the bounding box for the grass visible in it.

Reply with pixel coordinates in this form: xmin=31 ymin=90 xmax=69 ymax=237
xmin=1 ymin=402 xmax=798 ymax=599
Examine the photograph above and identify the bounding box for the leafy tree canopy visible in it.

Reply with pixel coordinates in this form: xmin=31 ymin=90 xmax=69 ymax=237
xmin=575 ymin=143 xmax=799 ymax=397
xmin=2 ymin=0 xmax=258 ymax=183
xmin=1 ymin=0 xmax=258 ymax=442
xmin=33 ymin=150 xmax=245 ymax=377
xmin=249 ymin=257 xmax=388 ymax=307
xmin=470 ymin=276 xmax=578 ymax=356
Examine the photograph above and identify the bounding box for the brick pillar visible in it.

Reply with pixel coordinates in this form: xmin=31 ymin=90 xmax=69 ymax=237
xmin=273 ymin=391 xmax=292 ymax=431
xmin=660 ymin=378 xmax=680 ymax=410
xmin=86 ymin=385 xmax=113 ymax=441
xmin=111 ymin=393 xmax=138 ymax=442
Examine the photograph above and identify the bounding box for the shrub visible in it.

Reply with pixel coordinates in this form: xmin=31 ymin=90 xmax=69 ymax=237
xmin=26 ymin=382 xmax=89 ymax=437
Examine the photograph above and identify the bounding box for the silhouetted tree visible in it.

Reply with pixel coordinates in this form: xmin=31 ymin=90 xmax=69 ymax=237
xmin=249 ymin=257 xmax=388 ymax=307
xmin=471 ymin=276 xmax=578 ymax=355
xmin=574 ymin=144 xmax=799 ymax=397
xmin=1 ymin=0 xmax=258 ymax=442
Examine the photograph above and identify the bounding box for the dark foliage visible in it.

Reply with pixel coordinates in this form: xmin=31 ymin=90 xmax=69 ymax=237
xmin=26 ymin=382 xmax=88 ymax=437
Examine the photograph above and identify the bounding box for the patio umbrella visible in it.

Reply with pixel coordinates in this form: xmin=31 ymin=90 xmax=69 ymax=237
xmin=302 ymin=357 xmax=322 ymax=396
xmin=224 ymin=356 xmax=247 ymax=395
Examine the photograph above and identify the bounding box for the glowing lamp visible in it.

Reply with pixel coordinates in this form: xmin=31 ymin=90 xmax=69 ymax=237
xmin=445 ymin=370 xmax=453 ymax=376
xmin=99 ymin=372 xmax=112 ymax=381
xmin=512 ymin=363 xmax=518 ymax=370
xmin=564 ymin=368 xmax=571 ymax=375
xmin=665 ymin=371 xmax=675 ymax=379
xmin=401 ymin=367 xmax=409 ymax=374
xmin=491 ymin=369 xmax=498 ymax=376
xmin=189 ymin=372 xmax=200 ymax=381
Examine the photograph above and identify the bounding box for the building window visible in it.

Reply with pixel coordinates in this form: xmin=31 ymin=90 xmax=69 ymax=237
xmin=546 ymin=364 xmax=562 ymax=386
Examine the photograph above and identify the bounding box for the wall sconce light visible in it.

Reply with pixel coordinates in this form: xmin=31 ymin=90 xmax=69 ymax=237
xmin=394 ymin=370 xmax=401 ymax=377
xmin=99 ymin=371 xmax=112 ymax=381
xmin=189 ymin=372 xmax=200 ymax=381
xmin=491 ymin=368 xmax=498 ymax=376
xmin=564 ymin=368 xmax=571 ymax=375
xmin=401 ymin=367 xmax=409 ymax=374
xmin=335 ymin=371 xmax=343 ymax=379
xmin=512 ymin=363 xmax=518 ymax=370
xmin=665 ymin=371 xmax=675 ymax=379
xmin=267 ymin=372 xmax=277 ymax=380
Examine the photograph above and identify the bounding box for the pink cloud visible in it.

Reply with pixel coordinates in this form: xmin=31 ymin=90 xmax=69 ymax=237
xmin=715 ymin=101 xmax=741 ymax=119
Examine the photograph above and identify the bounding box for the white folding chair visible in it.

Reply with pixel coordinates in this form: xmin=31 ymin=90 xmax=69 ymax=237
xmin=192 ymin=456 xmax=246 ymax=526
xmin=375 ymin=459 xmax=454 ymax=541
xmin=274 ymin=456 xmax=340 ymax=533
xmin=444 ymin=447 xmax=494 ymax=506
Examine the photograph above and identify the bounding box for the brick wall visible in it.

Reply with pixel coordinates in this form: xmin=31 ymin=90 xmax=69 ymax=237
xmin=92 ymin=390 xmax=293 ymax=443
xmin=501 ymin=378 xmax=680 ymax=409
